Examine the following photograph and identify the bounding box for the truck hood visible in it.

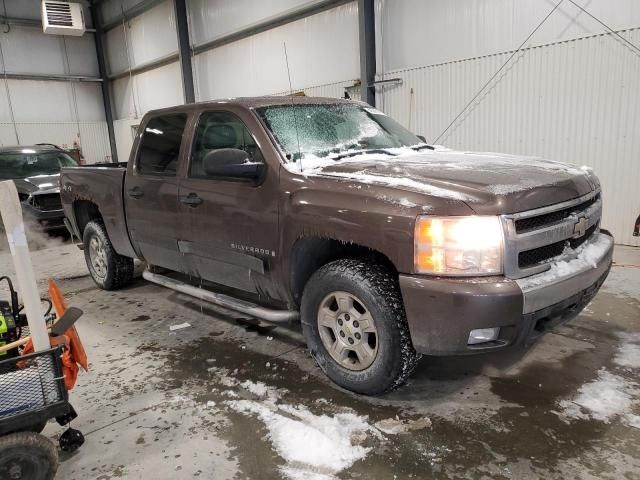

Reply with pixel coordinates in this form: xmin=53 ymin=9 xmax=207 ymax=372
xmin=11 ymin=174 xmax=61 ymax=196
xmin=303 ymin=149 xmax=597 ymax=214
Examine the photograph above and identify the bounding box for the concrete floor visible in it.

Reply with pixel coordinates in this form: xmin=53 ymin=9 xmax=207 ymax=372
xmin=0 ymin=240 xmax=638 ymax=480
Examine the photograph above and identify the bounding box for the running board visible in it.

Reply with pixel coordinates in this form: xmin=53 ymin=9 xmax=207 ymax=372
xmin=142 ymin=270 xmax=299 ymax=323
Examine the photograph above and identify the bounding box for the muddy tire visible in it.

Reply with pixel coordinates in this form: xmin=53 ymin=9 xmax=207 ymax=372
xmin=0 ymin=432 xmax=58 ymax=480
xmin=83 ymin=221 xmax=133 ymax=290
xmin=301 ymin=259 xmax=420 ymax=395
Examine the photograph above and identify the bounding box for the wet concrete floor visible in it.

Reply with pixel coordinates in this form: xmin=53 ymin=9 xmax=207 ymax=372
xmin=0 ymin=243 xmax=638 ymax=479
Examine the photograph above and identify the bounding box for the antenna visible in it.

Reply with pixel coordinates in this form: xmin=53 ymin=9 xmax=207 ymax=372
xmin=283 ymin=42 xmax=303 ymax=172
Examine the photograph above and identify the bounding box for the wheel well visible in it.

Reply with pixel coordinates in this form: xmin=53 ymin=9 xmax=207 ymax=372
xmin=289 ymin=237 xmax=397 ymax=306
xmin=73 ymin=200 xmax=103 ymax=237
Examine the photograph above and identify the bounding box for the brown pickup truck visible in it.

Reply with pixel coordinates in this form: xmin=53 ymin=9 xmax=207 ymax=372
xmin=60 ymin=96 xmax=613 ymax=395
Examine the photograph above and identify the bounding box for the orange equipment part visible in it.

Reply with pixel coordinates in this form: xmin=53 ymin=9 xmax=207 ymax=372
xmin=48 ymin=279 xmax=88 ymax=372
xmin=20 ymin=280 xmax=88 ymax=390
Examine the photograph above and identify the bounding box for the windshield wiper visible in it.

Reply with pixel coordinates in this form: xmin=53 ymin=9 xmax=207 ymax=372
xmin=330 ymin=149 xmax=397 ymax=161
xmin=410 ymin=144 xmax=435 ymax=151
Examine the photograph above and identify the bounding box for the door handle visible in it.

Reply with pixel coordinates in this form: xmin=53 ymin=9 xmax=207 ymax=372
xmin=127 ymin=187 xmax=144 ymax=199
xmin=180 ymin=193 xmax=203 ymax=207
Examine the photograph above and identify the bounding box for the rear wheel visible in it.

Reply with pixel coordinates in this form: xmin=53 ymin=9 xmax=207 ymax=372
xmin=0 ymin=432 xmax=58 ymax=480
xmin=301 ymin=259 xmax=420 ymax=395
xmin=83 ymin=221 xmax=133 ymax=290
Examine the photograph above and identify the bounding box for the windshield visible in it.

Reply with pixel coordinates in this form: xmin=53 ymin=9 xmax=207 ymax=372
xmin=0 ymin=150 xmax=78 ymax=179
xmin=256 ymin=103 xmax=424 ymax=166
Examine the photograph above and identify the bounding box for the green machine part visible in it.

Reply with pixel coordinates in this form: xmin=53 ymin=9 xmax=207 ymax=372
xmin=0 ymin=306 xmax=17 ymax=356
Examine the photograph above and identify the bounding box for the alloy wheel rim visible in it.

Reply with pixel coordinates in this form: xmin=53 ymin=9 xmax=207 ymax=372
xmin=317 ymin=291 xmax=379 ymax=371
xmin=89 ymin=235 xmax=107 ymax=278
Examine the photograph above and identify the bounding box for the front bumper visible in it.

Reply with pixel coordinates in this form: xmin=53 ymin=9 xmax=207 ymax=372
xmin=21 ymin=204 xmax=66 ymax=231
xmin=399 ymin=232 xmax=614 ymax=356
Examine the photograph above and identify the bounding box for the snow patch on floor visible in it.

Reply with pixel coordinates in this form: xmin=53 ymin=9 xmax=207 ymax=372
xmin=613 ymin=333 xmax=640 ymax=370
xmin=226 ymin=398 xmax=376 ymax=480
xmin=558 ymin=369 xmax=639 ymax=427
xmin=374 ymin=417 xmax=432 ymax=434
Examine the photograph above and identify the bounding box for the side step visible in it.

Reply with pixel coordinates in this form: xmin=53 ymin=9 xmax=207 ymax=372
xmin=142 ymin=270 xmax=299 ymax=323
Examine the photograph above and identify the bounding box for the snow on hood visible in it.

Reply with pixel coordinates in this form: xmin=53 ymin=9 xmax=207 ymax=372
xmin=284 ymin=147 xmax=597 ymax=211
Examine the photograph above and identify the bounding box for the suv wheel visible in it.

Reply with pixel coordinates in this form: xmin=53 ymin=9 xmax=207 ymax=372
xmin=83 ymin=221 xmax=133 ymax=290
xmin=301 ymin=259 xmax=420 ymax=395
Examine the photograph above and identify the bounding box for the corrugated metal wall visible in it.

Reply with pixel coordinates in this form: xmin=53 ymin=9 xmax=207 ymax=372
xmin=0 ymin=3 xmax=110 ymax=164
xmin=377 ymin=29 xmax=640 ymax=246
xmin=95 ymin=0 xmax=640 ymax=246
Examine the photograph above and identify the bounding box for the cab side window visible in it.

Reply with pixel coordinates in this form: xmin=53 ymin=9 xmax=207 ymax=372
xmin=190 ymin=111 xmax=264 ymax=178
xmin=137 ymin=114 xmax=187 ymax=176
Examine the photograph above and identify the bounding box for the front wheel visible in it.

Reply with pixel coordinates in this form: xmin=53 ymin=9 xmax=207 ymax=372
xmin=83 ymin=221 xmax=133 ymax=290
xmin=0 ymin=432 xmax=58 ymax=480
xmin=301 ymin=259 xmax=420 ymax=395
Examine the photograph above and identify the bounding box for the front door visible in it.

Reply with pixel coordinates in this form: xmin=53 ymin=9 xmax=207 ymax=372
xmin=124 ymin=113 xmax=188 ymax=272
xmin=177 ymin=109 xmax=279 ymax=297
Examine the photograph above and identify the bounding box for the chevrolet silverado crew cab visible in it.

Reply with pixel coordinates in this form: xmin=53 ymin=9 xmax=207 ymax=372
xmin=60 ymin=97 xmax=613 ymax=395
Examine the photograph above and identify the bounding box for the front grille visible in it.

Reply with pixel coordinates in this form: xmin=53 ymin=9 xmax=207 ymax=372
xmin=503 ymin=190 xmax=603 ymax=278
xmin=518 ymin=223 xmax=598 ymax=268
xmin=31 ymin=193 xmax=62 ymax=211
xmin=515 ymin=193 xmax=600 ymax=233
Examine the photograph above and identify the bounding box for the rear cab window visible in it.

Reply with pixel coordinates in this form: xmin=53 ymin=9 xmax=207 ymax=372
xmin=136 ymin=114 xmax=188 ymax=176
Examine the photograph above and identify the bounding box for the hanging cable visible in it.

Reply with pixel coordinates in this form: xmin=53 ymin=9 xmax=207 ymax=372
xmin=1 ymin=0 xmax=10 ymax=33
xmin=62 ymin=36 xmax=82 ymax=148
xmin=121 ymin=2 xmax=139 ymax=118
xmin=567 ymin=0 xmax=640 ymax=57
xmin=0 ymin=33 xmax=18 ymax=144
xmin=434 ymin=0 xmax=565 ymax=144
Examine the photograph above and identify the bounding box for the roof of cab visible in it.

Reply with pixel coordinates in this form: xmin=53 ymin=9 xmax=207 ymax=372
xmin=144 ymin=95 xmax=364 ymax=116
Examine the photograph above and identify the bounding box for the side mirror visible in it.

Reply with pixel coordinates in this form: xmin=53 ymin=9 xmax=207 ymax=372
xmin=203 ymin=148 xmax=264 ymax=180
xmin=417 ymin=135 xmax=427 ymax=142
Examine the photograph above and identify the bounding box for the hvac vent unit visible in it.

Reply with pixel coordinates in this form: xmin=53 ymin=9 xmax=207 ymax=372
xmin=41 ymin=1 xmax=85 ymax=36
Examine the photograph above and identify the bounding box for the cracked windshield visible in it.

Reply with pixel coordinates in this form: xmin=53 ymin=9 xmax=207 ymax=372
xmin=257 ymin=103 xmax=427 ymax=168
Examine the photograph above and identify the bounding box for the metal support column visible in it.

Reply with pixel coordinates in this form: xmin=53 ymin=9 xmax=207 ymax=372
xmin=174 ymin=0 xmax=195 ymax=104
xmin=358 ymin=0 xmax=376 ymax=106
xmin=90 ymin=4 xmax=118 ymax=163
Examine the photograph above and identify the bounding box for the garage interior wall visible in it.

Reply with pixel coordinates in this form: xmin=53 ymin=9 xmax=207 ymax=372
xmin=102 ymin=0 xmax=360 ymax=161
xmin=375 ymin=0 xmax=640 ymax=246
xmin=0 ymin=0 xmax=111 ymax=163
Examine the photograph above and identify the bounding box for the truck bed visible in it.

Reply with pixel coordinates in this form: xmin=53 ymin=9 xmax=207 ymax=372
xmin=60 ymin=165 xmax=136 ymax=258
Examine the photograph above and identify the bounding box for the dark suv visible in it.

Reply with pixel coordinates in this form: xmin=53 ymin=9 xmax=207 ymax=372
xmin=0 ymin=145 xmax=77 ymax=231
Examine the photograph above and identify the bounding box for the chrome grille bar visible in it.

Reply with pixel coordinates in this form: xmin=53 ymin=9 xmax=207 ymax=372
xmin=502 ymin=190 xmax=602 ymax=279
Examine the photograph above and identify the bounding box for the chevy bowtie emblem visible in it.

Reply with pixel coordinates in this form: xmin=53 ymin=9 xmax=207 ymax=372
xmin=573 ymin=217 xmax=587 ymax=238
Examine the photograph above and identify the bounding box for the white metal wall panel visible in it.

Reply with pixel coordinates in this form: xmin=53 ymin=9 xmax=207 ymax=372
xmin=104 ymin=0 xmax=177 ymax=75
xmin=272 ymin=79 xmax=358 ymax=98
xmin=0 ymin=80 xmax=105 ymax=123
xmin=0 ymin=122 xmax=111 ymax=164
xmin=193 ymin=3 xmax=359 ymax=101
xmin=376 ymin=0 xmax=640 ymax=72
xmin=0 ymin=27 xmax=99 ymax=77
xmin=112 ymin=61 xmax=183 ymax=119
xmin=188 ymin=0 xmax=314 ymax=46
xmin=378 ymin=29 xmax=640 ymax=246
xmin=113 ymin=118 xmax=140 ymax=164
xmin=100 ymin=0 xmax=152 ymax=26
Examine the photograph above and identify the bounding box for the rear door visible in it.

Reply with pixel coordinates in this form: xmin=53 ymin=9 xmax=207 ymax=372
xmin=124 ymin=113 xmax=188 ymax=272
xmin=177 ymin=108 xmax=280 ymax=296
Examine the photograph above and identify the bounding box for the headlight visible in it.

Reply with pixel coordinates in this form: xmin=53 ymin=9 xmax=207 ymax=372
xmin=414 ymin=216 xmax=504 ymax=275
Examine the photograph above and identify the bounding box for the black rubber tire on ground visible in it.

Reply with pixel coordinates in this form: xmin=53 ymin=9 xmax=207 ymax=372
xmin=83 ymin=221 xmax=134 ymax=290
xmin=301 ymin=258 xmax=421 ymax=395
xmin=0 ymin=431 xmax=58 ymax=480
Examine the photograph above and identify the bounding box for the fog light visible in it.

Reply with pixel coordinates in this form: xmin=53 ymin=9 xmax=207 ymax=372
xmin=468 ymin=328 xmax=500 ymax=345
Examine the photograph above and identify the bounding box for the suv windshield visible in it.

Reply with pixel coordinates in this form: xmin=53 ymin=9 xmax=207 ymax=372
xmin=0 ymin=150 xmax=78 ymax=179
xmin=256 ymin=103 xmax=424 ymax=166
